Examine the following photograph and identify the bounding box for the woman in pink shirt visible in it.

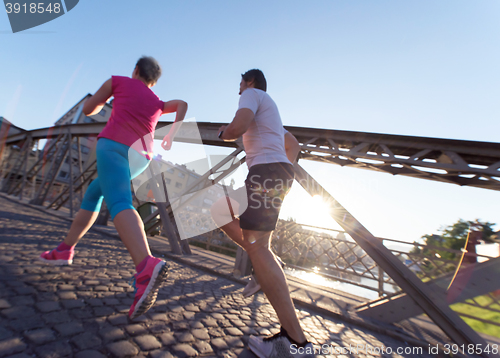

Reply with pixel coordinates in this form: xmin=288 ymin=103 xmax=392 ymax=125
xmin=40 ymin=57 xmax=187 ymax=319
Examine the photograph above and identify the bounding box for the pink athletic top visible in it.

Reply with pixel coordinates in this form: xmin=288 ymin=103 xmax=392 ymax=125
xmin=98 ymin=76 xmax=164 ymax=158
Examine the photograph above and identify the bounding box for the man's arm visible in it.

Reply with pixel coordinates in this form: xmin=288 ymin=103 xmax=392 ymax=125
xmin=82 ymin=79 xmax=113 ymax=116
xmin=284 ymin=131 xmax=301 ymax=163
xmin=219 ymin=108 xmax=254 ymax=141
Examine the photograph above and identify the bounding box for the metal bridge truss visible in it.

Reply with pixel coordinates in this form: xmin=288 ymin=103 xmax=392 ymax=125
xmin=2 ymin=121 xmax=500 ymax=357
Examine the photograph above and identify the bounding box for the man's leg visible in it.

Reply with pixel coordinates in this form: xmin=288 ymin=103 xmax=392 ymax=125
xmin=242 ymin=229 xmax=307 ymax=345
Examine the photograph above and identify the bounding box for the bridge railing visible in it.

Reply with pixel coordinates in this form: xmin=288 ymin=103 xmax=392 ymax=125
xmin=3 ymin=123 xmax=500 ymax=353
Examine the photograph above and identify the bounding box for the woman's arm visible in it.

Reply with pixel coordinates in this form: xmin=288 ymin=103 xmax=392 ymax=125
xmin=161 ymin=100 xmax=188 ymax=150
xmin=82 ymin=79 xmax=113 ymax=116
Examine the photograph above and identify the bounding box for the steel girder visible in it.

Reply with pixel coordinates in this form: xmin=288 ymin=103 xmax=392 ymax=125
xmin=6 ymin=121 xmax=500 ymax=190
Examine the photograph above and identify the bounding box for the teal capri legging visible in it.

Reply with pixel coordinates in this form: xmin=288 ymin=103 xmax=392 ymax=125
xmin=81 ymin=138 xmax=150 ymax=219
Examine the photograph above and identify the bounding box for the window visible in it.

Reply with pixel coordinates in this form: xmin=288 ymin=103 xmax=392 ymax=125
xmin=80 ymin=145 xmax=90 ymax=154
xmin=178 ymin=172 xmax=186 ymax=178
xmin=165 ymin=178 xmax=171 ymax=184
xmin=83 ymin=116 xmax=96 ymax=123
xmin=166 ymin=168 xmax=174 ymax=174
xmin=98 ymin=109 xmax=107 ymax=116
xmin=59 ymin=171 xmax=68 ymax=178
xmin=175 ymin=182 xmax=182 ymax=189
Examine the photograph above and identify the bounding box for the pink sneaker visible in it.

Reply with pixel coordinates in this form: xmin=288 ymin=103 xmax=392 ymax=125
xmin=129 ymin=257 xmax=168 ymax=320
xmin=39 ymin=248 xmax=74 ymax=265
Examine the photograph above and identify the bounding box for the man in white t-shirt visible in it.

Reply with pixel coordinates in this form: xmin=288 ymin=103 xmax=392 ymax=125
xmin=211 ymin=69 xmax=313 ymax=358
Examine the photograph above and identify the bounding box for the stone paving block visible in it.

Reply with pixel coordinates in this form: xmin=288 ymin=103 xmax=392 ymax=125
xmin=71 ymin=307 xmax=95 ymax=319
xmin=225 ymin=327 xmax=244 ymax=336
xmin=230 ymin=319 xmax=246 ymax=328
xmin=108 ymin=314 xmax=129 ymax=326
xmin=175 ymin=332 xmax=195 ymax=343
xmin=211 ymin=313 xmax=224 ymax=320
xmin=23 ymin=328 xmax=56 ymax=344
xmin=11 ymin=296 xmax=35 ymax=306
xmin=134 ymin=335 xmax=162 ymax=350
xmin=201 ymin=317 xmax=218 ymax=327
xmin=219 ymin=320 xmax=233 ymax=328
xmin=85 ymin=280 xmax=100 ymax=285
xmin=59 ymin=284 xmax=75 ymax=290
xmin=191 ymin=329 xmax=210 ymax=341
xmin=8 ymin=316 xmax=45 ymax=331
xmin=100 ymin=326 xmax=126 ymax=342
xmin=36 ymin=340 xmax=72 ymax=358
xmin=150 ymin=350 xmax=175 ymax=358
xmin=13 ymin=286 xmax=36 ymax=295
xmin=0 ymin=338 xmax=27 ymax=356
xmin=184 ymin=304 xmax=200 ymax=312
xmin=149 ymin=313 xmax=168 ymax=321
xmin=189 ymin=321 xmax=204 ymax=329
xmin=103 ymin=298 xmax=120 ymax=305
xmin=239 ymin=326 xmax=258 ymax=336
xmin=1 ymin=306 xmax=36 ymax=319
xmin=171 ymin=343 xmax=198 ymax=357
xmin=54 ymin=322 xmax=85 ymax=336
xmin=0 ymin=326 xmax=13 ymax=340
xmin=36 ymin=301 xmax=61 ymax=313
xmin=58 ymin=291 xmax=77 ymax=300
xmin=194 ymin=340 xmax=214 ymax=354
xmin=61 ymin=298 xmax=85 ymax=309
xmin=225 ymin=336 xmax=245 ymax=348
xmin=211 ymin=337 xmax=229 ymax=350
xmin=75 ymin=350 xmax=107 ymax=358
xmin=94 ymin=306 xmax=115 ymax=317
xmin=42 ymin=310 xmax=71 ymax=324
xmin=168 ymin=312 xmax=184 ymax=322
xmin=183 ymin=311 xmax=196 ymax=320
xmin=87 ymin=298 xmax=104 ymax=307
xmin=4 ymin=353 xmax=33 ymax=358
xmin=72 ymin=332 xmax=103 ymax=350
xmin=124 ymin=324 xmax=147 ymax=336
xmin=159 ymin=332 xmax=177 ymax=345
xmin=257 ymin=328 xmax=272 ymax=336
xmin=0 ymin=299 xmax=11 ymax=309
xmin=172 ymin=321 xmax=190 ymax=331
xmin=106 ymin=340 xmax=139 ymax=357
xmin=148 ymin=322 xmax=170 ymax=334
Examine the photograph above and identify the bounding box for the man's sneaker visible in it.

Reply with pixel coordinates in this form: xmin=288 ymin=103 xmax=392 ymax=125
xmin=242 ymin=275 xmax=261 ymax=297
xmin=39 ymin=248 xmax=74 ymax=265
xmin=242 ymin=256 xmax=285 ymax=297
xmin=129 ymin=256 xmax=168 ymax=320
xmin=248 ymin=328 xmax=315 ymax=358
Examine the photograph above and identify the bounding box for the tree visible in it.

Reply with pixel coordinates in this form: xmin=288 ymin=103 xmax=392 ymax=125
xmin=411 ymin=219 xmax=497 ymax=275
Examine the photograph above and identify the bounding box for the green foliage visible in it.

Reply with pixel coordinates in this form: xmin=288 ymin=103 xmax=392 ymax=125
xmin=411 ymin=219 xmax=497 ymax=275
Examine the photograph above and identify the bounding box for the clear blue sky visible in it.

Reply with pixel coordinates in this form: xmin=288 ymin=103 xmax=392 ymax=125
xmin=1 ymin=0 xmax=499 ymax=243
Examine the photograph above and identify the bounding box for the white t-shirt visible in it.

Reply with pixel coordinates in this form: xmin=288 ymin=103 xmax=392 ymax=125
xmin=238 ymin=88 xmax=291 ymax=168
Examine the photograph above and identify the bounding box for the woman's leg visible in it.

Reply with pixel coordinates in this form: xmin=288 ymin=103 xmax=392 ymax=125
xmin=96 ymin=140 xmax=152 ymax=266
xmin=63 ymin=178 xmax=104 ymax=246
xmin=113 ymin=209 xmax=151 ymax=266
xmin=63 ymin=209 xmax=100 ymax=246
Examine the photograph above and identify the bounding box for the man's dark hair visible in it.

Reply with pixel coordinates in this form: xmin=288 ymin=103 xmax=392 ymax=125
xmin=135 ymin=56 xmax=162 ymax=86
xmin=241 ymin=69 xmax=267 ymax=92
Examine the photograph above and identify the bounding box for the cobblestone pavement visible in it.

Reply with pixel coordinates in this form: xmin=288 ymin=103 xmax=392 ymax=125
xmin=0 ymin=196 xmax=434 ymax=358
